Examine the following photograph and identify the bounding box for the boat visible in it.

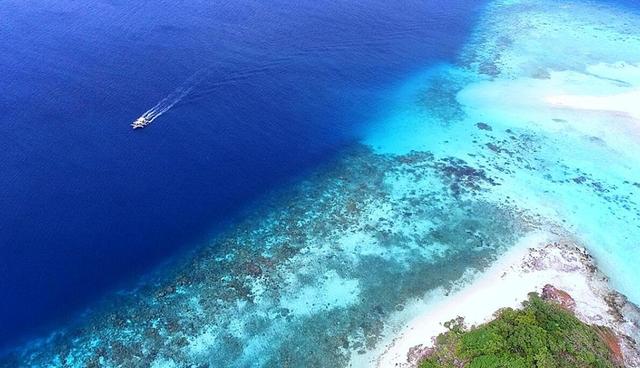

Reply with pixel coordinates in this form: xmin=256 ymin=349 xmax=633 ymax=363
xmin=131 ymin=116 xmax=149 ymax=129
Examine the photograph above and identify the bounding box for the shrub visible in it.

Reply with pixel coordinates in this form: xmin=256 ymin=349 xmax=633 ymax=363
xmin=418 ymin=293 xmax=620 ymax=368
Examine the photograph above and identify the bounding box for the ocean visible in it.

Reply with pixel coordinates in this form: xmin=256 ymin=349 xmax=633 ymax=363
xmin=0 ymin=0 xmax=485 ymax=351
xmin=3 ymin=0 xmax=640 ymax=366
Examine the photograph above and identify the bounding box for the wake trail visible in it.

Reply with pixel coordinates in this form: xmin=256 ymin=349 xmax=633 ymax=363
xmin=132 ymin=69 xmax=208 ymax=129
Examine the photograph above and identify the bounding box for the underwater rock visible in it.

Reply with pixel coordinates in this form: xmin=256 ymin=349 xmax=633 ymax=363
xmin=475 ymin=122 xmax=492 ymax=131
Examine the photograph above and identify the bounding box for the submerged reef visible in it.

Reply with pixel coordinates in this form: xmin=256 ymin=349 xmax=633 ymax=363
xmin=0 ymin=145 xmax=538 ymax=367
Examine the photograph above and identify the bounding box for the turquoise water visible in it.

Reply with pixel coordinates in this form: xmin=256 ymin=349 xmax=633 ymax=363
xmin=3 ymin=0 xmax=640 ymax=366
xmin=366 ymin=0 xmax=640 ymax=303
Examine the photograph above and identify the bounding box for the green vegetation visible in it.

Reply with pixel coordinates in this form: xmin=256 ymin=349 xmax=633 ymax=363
xmin=418 ymin=293 xmax=621 ymax=368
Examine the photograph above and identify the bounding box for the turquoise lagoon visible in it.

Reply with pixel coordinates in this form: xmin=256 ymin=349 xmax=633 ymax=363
xmin=367 ymin=0 xmax=640 ymax=303
xmin=4 ymin=0 xmax=640 ymax=367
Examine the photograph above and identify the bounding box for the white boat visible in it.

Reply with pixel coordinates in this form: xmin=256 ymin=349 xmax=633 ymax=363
xmin=131 ymin=116 xmax=149 ymax=129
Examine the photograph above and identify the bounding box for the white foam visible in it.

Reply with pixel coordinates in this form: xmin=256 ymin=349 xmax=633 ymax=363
xmin=131 ymin=70 xmax=207 ymax=129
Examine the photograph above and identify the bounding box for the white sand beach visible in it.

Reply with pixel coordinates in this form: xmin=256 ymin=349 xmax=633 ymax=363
xmin=352 ymin=231 xmax=640 ymax=368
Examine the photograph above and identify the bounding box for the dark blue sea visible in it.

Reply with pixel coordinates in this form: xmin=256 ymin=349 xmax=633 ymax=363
xmin=0 ymin=0 xmax=486 ymax=349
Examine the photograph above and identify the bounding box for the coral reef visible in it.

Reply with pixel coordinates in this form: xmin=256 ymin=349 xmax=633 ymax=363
xmin=1 ymin=145 xmax=534 ymax=367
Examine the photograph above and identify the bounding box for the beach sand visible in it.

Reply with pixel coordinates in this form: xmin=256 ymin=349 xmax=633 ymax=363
xmin=352 ymin=231 xmax=640 ymax=367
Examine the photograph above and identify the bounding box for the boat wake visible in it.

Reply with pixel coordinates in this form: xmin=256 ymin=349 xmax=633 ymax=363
xmin=132 ymin=70 xmax=208 ymax=129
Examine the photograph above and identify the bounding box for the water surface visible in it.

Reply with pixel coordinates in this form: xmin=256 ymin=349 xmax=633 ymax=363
xmin=0 ymin=0 xmax=485 ymax=349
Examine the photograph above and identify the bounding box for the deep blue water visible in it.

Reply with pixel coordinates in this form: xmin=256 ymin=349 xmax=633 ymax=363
xmin=0 ymin=0 xmax=485 ymax=348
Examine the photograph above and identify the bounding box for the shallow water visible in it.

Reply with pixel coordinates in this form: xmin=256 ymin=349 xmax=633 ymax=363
xmin=3 ymin=0 xmax=640 ymax=366
xmin=3 ymin=144 xmax=536 ymax=367
xmin=366 ymin=0 xmax=640 ymax=303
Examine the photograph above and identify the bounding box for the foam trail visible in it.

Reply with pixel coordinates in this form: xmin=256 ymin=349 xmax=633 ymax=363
xmin=132 ymin=70 xmax=208 ymax=129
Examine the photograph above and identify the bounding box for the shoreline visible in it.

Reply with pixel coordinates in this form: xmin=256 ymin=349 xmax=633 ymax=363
xmin=352 ymin=231 xmax=640 ymax=367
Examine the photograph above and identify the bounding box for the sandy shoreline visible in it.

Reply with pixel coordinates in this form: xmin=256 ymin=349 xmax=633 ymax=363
xmin=352 ymin=231 xmax=640 ymax=367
